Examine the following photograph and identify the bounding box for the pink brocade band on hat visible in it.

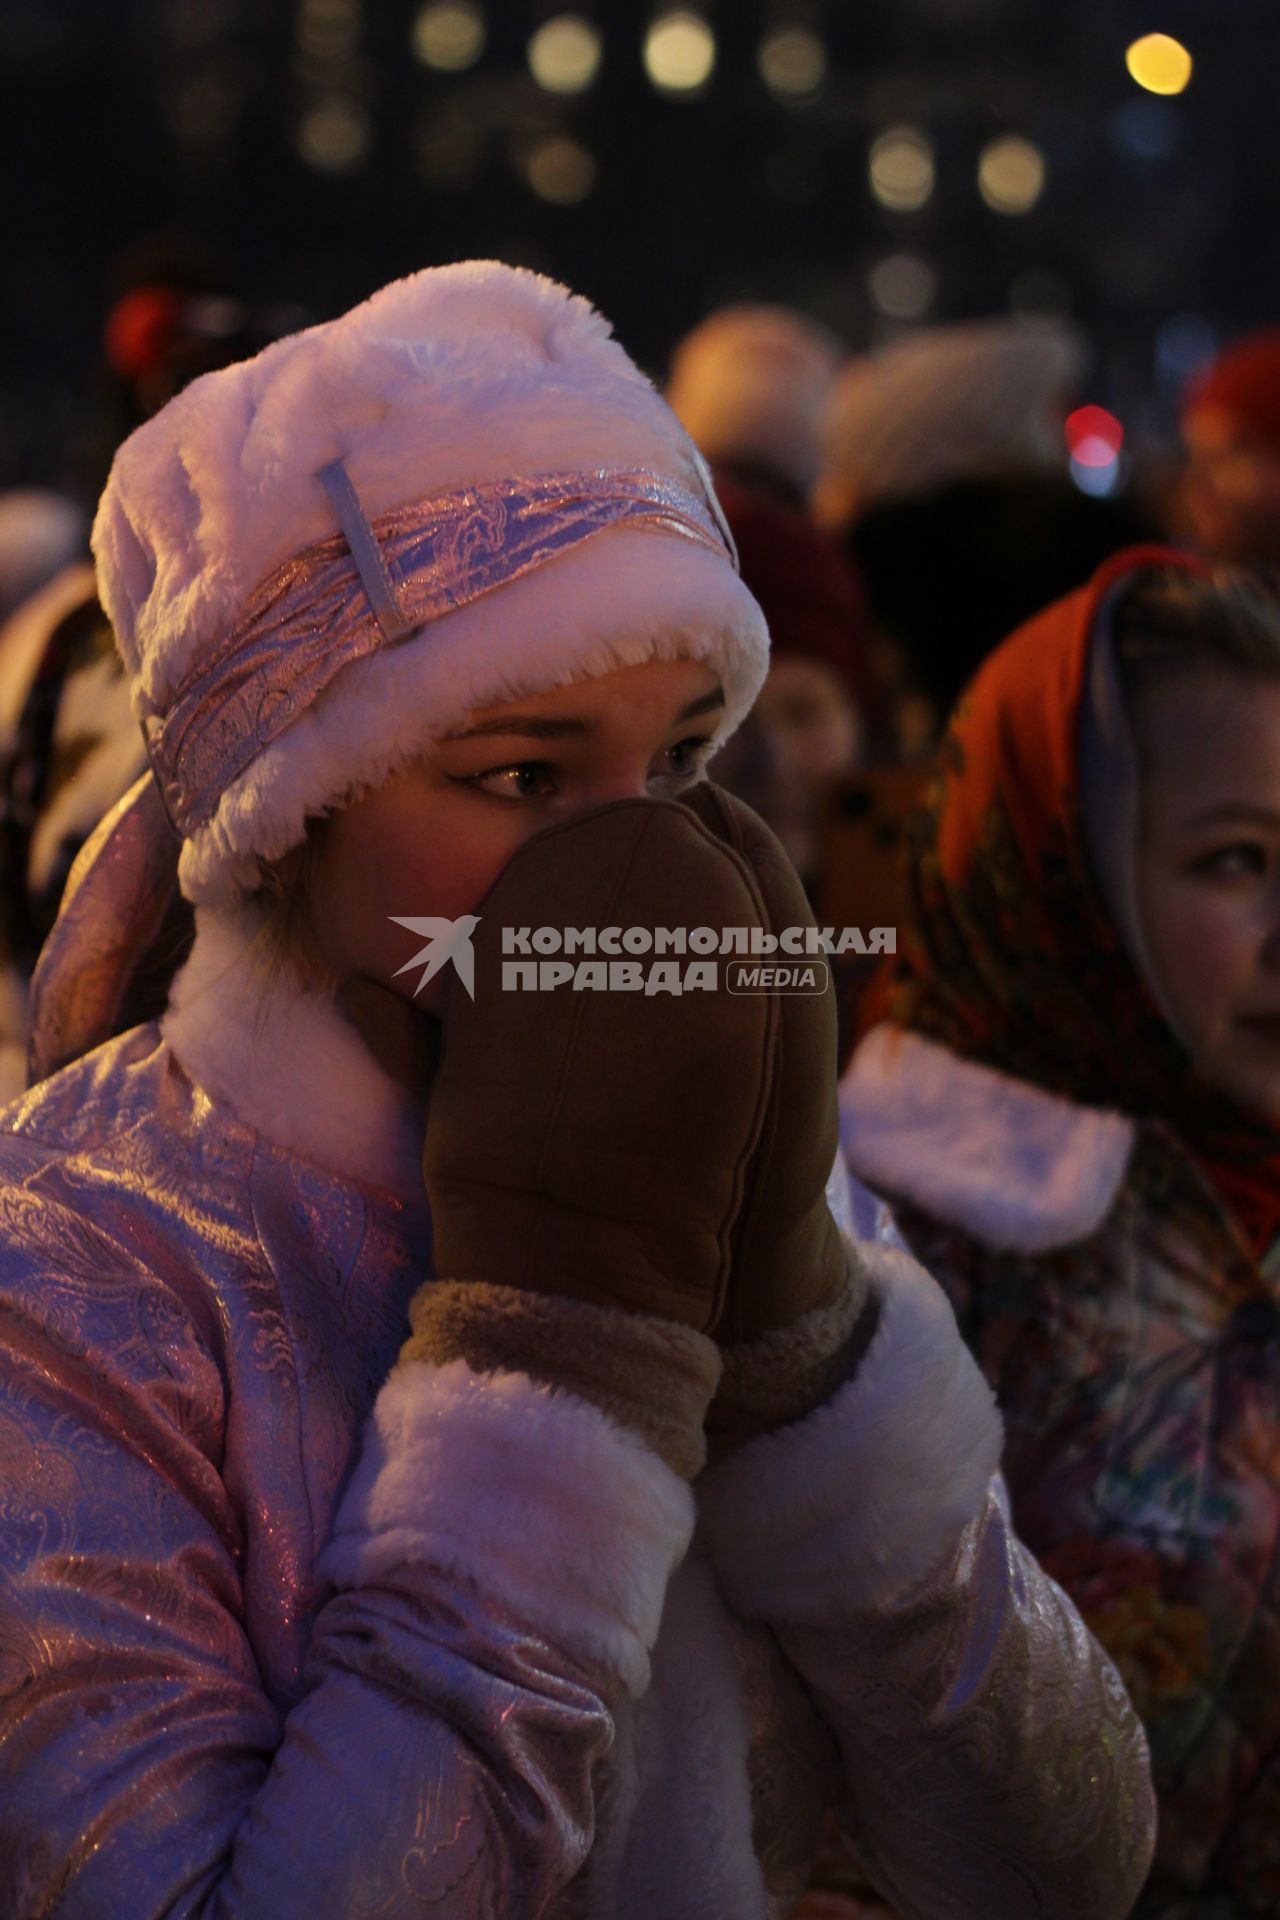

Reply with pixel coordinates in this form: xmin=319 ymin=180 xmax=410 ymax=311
xmin=142 ymin=466 xmax=737 ymax=839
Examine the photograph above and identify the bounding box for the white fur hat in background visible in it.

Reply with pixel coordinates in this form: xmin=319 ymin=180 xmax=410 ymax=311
xmin=92 ymin=260 xmax=769 ymax=906
xmin=812 ymin=316 xmax=1088 ymax=534
xmin=665 ymin=304 xmax=847 ymax=498
xmin=0 ymin=490 xmax=89 ymax=623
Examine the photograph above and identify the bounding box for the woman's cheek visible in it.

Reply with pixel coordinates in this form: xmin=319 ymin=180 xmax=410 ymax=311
xmin=1143 ymin=872 xmax=1252 ymax=1031
xmin=398 ymin=795 xmax=534 ymax=920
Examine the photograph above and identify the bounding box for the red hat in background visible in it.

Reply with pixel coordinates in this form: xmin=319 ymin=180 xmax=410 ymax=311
xmin=104 ymin=286 xmax=187 ymax=383
xmin=713 ymin=470 xmax=883 ymax=724
xmin=1183 ymin=328 xmax=1280 ymax=451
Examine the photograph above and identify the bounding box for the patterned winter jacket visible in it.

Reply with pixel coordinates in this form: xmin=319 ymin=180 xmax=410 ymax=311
xmin=841 ymin=1023 xmax=1280 ymax=1918
xmin=0 ymin=913 xmax=1155 ymax=1918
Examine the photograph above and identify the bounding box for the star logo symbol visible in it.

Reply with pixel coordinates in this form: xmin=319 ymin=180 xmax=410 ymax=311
xmin=388 ymin=915 xmax=481 ymax=1000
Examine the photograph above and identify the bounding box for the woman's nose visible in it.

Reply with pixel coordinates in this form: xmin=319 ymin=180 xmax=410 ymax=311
xmin=575 ymin=769 xmax=653 ymax=811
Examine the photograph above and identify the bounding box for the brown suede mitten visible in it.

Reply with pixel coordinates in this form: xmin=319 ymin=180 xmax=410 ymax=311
xmin=422 ymin=797 xmax=782 ymax=1335
xmin=680 ymin=782 xmax=855 ymax=1346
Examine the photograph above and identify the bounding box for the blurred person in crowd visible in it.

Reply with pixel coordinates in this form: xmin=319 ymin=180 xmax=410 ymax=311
xmin=0 ymin=261 xmax=1156 ymax=1918
xmin=840 ymin=547 xmax=1280 ymax=1914
xmin=0 ymin=255 xmax=267 ymax=1096
xmin=0 ymin=490 xmax=87 ymax=625
xmin=813 ymin=317 xmax=1155 ymax=753
xmin=707 ymin=485 xmax=883 ymax=889
xmin=668 ymin=305 xmax=887 ymax=890
xmin=666 ymin=301 xmax=846 ymax=511
xmin=1181 ymin=329 xmax=1280 ymax=567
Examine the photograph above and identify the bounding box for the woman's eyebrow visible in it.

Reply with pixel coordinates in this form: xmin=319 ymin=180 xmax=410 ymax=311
xmin=444 ymin=714 xmax=593 ymax=742
xmin=1186 ymin=802 xmax=1280 ymax=829
xmin=674 ymin=688 xmax=726 ymax=723
xmin=445 ymin=686 xmax=726 ymax=744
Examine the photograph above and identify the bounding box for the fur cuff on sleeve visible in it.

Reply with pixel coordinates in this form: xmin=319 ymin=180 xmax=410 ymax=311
xmin=697 ymin=1243 xmax=1002 ymax=1621
xmin=706 ymin=1246 xmax=876 ymax=1456
xmin=317 ymin=1355 xmax=696 ymax=1695
xmin=399 ymin=1279 xmax=722 ymax=1478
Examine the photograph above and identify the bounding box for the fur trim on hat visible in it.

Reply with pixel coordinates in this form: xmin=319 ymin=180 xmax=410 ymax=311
xmin=92 ymin=261 xmax=769 ymax=904
xmin=178 ymin=525 xmax=766 ymax=904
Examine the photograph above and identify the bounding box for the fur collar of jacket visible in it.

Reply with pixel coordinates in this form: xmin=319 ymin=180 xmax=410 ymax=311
xmin=839 ymin=1023 xmax=1135 ymax=1253
xmin=162 ymin=902 xmax=428 ymax=1199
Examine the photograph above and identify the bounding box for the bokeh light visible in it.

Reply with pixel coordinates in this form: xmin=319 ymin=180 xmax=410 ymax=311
xmin=1065 ymin=404 xmax=1124 ymax=465
xmin=868 ymin=126 xmax=935 ymax=213
xmin=296 ymin=0 xmax=362 ymax=62
xmin=978 ymin=135 xmax=1045 ymax=214
xmin=644 ymin=11 xmax=716 ymax=97
xmin=1066 ymin=405 xmax=1124 ymax=496
xmin=528 ymin=15 xmax=602 ymax=95
xmin=869 ymin=253 xmax=938 ymax=320
xmin=757 ymin=25 xmax=827 ymax=100
xmin=411 ymin=1 xmax=485 ymax=72
xmin=1071 ymin=452 xmax=1125 ymax=497
xmin=523 ymin=134 xmax=597 ymax=203
xmin=296 ymin=95 xmax=371 ymax=171
xmin=1125 ymin=33 xmax=1193 ymax=97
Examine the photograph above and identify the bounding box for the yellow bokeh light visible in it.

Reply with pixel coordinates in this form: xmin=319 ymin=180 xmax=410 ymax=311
xmin=297 ymin=96 xmax=371 ymax=172
xmin=525 ymin=134 xmax=598 ymax=204
xmin=758 ymin=25 xmax=827 ymax=99
xmin=411 ymin=1 xmax=485 ymax=72
xmin=869 ymin=127 xmax=935 ymax=213
xmin=1125 ymin=33 xmax=1193 ymax=96
xmin=978 ymin=135 xmax=1046 ymax=215
xmin=528 ymin=15 xmax=602 ymax=94
xmin=644 ymin=11 xmax=716 ymax=96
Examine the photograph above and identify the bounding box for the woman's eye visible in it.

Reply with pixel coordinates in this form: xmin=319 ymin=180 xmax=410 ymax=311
xmin=1194 ymin=842 xmax=1271 ymax=880
xmin=655 ymin=735 xmax=713 ymax=784
xmin=457 ymin=762 xmax=557 ymax=801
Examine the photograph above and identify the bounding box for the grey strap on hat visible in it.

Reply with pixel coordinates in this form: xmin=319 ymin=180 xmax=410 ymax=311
xmin=317 ymin=456 xmax=414 ymax=643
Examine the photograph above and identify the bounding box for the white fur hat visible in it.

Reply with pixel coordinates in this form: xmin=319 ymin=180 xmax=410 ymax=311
xmin=93 ymin=261 xmax=769 ymax=905
xmin=812 ymin=316 xmax=1087 ymax=531
xmin=666 ymin=305 xmax=846 ymax=497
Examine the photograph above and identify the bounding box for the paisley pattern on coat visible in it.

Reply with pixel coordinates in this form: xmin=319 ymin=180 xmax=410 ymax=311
xmin=0 ymin=1015 xmax=1155 ymax=1917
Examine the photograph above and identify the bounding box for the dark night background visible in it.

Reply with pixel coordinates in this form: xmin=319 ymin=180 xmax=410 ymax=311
xmin=2 ymin=0 xmax=1277 ymax=498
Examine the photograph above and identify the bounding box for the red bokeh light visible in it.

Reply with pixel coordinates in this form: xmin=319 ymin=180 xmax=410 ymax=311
xmin=1065 ymin=404 xmax=1124 ymax=467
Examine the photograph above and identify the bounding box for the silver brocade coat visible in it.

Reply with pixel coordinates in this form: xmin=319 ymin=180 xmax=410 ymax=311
xmin=0 ymin=933 xmax=1156 ymax=1918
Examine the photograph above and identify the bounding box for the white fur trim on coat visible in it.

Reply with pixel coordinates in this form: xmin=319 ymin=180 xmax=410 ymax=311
xmin=698 ymin=1241 xmax=1001 ymax=1619
xmin=839 ymin=1024 xmax=1134 ymax=1254
xmin=161 ymin=901 xmax=428 ymax=1197
xmin=317 ymin=1356 xmax=695 ymax=1697
xmin=583 ymin=1556 xmax=768 ymax=1920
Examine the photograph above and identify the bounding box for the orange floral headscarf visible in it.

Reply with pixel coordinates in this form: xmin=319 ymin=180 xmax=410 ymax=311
xmin=868 ymin=543 xmax=1280 ymax=1261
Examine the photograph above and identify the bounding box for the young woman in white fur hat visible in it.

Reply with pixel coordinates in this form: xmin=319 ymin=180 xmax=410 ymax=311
xmin=0 ymin=262 xmax=1152 ymax=1918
